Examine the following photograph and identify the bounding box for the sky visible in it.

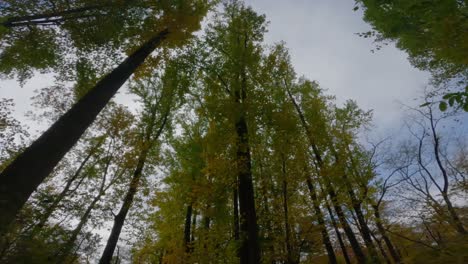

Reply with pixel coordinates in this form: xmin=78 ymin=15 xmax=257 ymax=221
xmin=0 ymin=0 xmax=433 ymax=139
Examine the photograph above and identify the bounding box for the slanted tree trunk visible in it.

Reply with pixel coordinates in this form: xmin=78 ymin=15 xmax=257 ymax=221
xmin=372 ymin=204 xmax=401 ymax=263
xmin=324 ymin=200 xmax=351 ymax=264
xmin=286 ymin=89 xmax=366 ymax=263
xmin=55 ymin=153 xmax=114 ymax=263
xmin=305 ymin=177 xmax=337 ymax=264
xmin=326 ymin=183 xmax=367 ymax=263
xmin=31 ymin=139 xmax=103 ymax=236
xmin=1 ymin=5 xmax=108 ymax=28
xmin=0 ymin=29 xmax=169 ymax=235
xmin=370 ymin=230 xmax=392 ymax=264
xmin=99 ymin=111 xmax=168 ymax=264
xmin=343 ymin=174 xmax=379 ymax=261
xmin=332 ymin=147 xmax=379 ymax=261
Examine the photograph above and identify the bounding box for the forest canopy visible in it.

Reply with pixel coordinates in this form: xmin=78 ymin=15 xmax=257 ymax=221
xmin=0 ymin=0 xmax=467 ymax=263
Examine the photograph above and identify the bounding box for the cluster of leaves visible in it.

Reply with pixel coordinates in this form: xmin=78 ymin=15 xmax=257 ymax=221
xmin=354 ymin=0 xmax=468 ymax=111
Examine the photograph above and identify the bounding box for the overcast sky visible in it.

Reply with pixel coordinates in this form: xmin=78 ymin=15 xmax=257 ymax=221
xmin=0 ymin=0 xmax=440 ymax=138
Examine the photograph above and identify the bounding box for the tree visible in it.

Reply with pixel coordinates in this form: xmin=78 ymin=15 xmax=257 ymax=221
xmin=99 ymin=62 xmax=186 ymax=263
xmin=0 ymin=0 xmax=212 ymax=235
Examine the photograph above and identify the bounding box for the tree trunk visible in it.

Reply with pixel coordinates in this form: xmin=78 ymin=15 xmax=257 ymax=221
xmin=349 ymin=193 xmax=379 ymax=261
xmin=2 ymin=4 xmax=108 ymax=28
xmin=370 ymin=231 xmax=392 ymax=264
xmin=372 ymin=204 xmax=401 ymax=263
xmin=233 ymin=187 xmax=240 ymax=242
xmin=184 ymin=204 xmax=193 ymax=252
xmin=337 ymin=168 xmax=379 ymax=261
xmin=234 ymin=65 xmax=259 ymax=263
xmin=281 ymin=158 xmax=294 ymax=264
xmin=324 ymin=200 xmax=351 ymax=264
xmin=305 ymin=178 xmax=337 ymax=264
xmin=0 ymin=29 xmax=169 ymax=235
xmin=98 ymin=111 xmax=168 ymax=264
xmin=326 ymin=183 xmax=367 ymax=263
xmin=442 ymin=192 xmax=466 ymax=234
xmin=286 ymin=89 xmax=366 ymax=263
xmin=235 ymin=114 xmax=260 ymax=264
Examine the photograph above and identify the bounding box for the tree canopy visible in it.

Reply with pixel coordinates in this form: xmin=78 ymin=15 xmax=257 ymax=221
xmin=0 ymin=1 xmax=467 ymax=263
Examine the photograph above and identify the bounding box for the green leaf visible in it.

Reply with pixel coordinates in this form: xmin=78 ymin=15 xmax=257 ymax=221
xmin=420 ymin=102 xmax=430 ymax=107
xmin=439 ymin=101 xmax=447 ymax=111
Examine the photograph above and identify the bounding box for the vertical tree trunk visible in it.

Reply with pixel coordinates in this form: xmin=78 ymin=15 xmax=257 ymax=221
xmin=235 ymin=114 xmax=260 ymax=264
xmin=305 ymin=177 xmax=337 ymax=264
xmin=233 ymin=187 xmax=240 ymax=242
xmin=203 ymin=205 xmax=211 ymax=230
xmin=234 ymin=66 xmax=260 ymax=263
xmin=184 ymin=204 xmax=193 ymax=252
xmin=0 ymin=29 xmax=169 ymax=235
xmin=281 ymin=157 xmax=294 ymax=264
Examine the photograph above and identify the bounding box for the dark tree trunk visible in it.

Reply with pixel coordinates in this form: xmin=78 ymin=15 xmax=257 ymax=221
xmin=2 ymin=5 xmax=107 ymax=28
xmin=286 ymin=89 xmax=366 ymax=263
xmin=305 ymin=178 xmax=337 ymax=264
xmin=326 ymin=183 xmax=367 ymax=263
xmin=233 ymin=187 xmax=240 ymax=242
xmin=98 ymin=111 xmax=168 ymax=264
xmin=370 ymin=231 xmax=392 ymax=264
xmin=235 ymin=114 xmax=260 ymax=264
xmin=350 ymin=194 xmax=379 ymax=261
xmin=324 ymin=200 xmax=351 ymax=264
xmin=428 ymin=110 xmax=466 ymax=235
xmin=338 ymin=169 xmax=379 ymax=261
xmin=184 ymin=204 xmax=193 ymax=252
xmin=0 ymin=29 xmax=169 ymax=235
xmin=372 ymin=204 xmax=401 ymax=263
xmin=233 ymin=65 xmax=259 ymax=263
xmin=281 ymin=158 xmax=294 ymax=264
xmin=442 ymin=192 xmax=466 ymax=234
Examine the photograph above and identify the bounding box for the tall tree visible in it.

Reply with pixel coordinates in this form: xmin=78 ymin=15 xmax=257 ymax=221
xmin=0 ymin=1 xmax=211 ymax=235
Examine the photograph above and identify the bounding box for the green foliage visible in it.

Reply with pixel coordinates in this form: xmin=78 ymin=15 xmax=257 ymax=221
xmin=0 ymin=0 xmax=214 ymax=84
xmin=355 ymin=0 xmax=468 ymax=110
